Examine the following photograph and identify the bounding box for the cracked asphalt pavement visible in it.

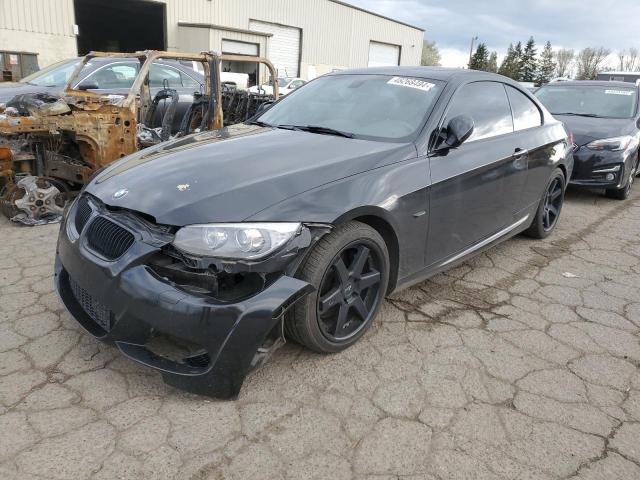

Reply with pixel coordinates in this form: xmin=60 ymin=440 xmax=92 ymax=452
xmin=1 ymin=188 xmax=640 ymax=480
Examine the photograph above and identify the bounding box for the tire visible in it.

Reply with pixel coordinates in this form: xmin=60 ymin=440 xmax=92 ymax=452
xmin=524 ymin=167 xmax=566 ymax=239
xmin=286 ymin=221 xmax=390 ymax=353
xmin=605 ymin=160 xmax=637 ymax=200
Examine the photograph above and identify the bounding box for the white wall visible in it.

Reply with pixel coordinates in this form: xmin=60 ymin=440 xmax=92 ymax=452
xmin=0 ymin=0 xmax=77 ymax=67
xmin=164 ymin=0 xmax=424 ymax=79
xmin=0 ymin=0 xmax=424 ymax=76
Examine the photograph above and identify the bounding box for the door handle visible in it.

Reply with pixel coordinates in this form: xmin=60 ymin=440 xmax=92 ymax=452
xmin=514 ymin=148 xmax=529 ymax=159
xmin=513 ymin=148 xmax=528 ymax=170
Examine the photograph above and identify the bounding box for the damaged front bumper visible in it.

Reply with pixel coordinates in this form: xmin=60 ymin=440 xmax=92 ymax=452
xmin=54 ymin=196 xmax=314 ymax=399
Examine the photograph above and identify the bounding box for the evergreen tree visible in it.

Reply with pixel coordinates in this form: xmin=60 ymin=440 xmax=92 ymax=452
xmin=469 ymin=43 xmax=490 ymax=71
xmin=521 ymin=37 xmax=538 ymax=82
xmin=487 ymin=51 xmax=498 ymax=73
xmin=536 ymin=41 xmax=556 ymax=85
xmin=498 ymin=43 xmax=517 ymax=78
xmin=512 ymin=41 xmax=524 ymax=80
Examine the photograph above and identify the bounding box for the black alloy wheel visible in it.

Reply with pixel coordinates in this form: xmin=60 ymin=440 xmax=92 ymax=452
xmin=543 ymin=176 xmax=563 ymax=231
xmin=286 ymin=221 xmax=390 ymax=353
xmin=606 ymin=159 xmax=638 ymax=200
xmin=524 ymin=167 xmax=565 ymax=239
xmin=317 ymin=243 xmax=383 ymax=341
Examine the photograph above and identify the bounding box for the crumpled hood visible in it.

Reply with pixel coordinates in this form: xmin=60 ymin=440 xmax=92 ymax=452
xmin=86 ymin=124 xmax=416 ymax=225
xmin=556 ymin=114 xmax=636 ymax=146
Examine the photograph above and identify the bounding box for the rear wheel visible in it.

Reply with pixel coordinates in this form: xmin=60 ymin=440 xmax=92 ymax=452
xmin=606 ymin=160 xmax=638 ymax=200
xmin=286 ymin=221 xmax=390 ymax=353
xmin=524 ymin=168 xmax=565 ymax=239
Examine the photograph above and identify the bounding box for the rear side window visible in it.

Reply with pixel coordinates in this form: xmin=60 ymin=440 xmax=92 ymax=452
xmin=150 ymin=64 xmax=184 ymax=88
xmin=506 ymin=86 xmax=542 ymax=131
xmin=444 ymin=81 xmax=513 ymax=141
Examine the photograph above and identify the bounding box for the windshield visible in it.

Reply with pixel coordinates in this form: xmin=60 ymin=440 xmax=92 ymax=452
xmin=257 ymin=74 xmax=444 ymax=141
xmin=277 ymin=78 xmax=292 ymax=87
xmin=20 ymin=59 xmax=81 ymax=87
xmin=535 ymin=85 xmax=638 ymax=119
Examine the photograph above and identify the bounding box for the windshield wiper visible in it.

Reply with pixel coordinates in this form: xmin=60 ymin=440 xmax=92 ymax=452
xmin=246 ymin=120 xmax=273 ymax=127
xmin=553 ymin=112 xmax=601 ymax=118
xmin=276 ymin=124 xmax=354 ymax=138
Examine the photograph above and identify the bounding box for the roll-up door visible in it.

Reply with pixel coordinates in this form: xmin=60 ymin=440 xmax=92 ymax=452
xmin=368 ymin=41 xmax=400 ymax=67
xmin=249 ymin=20 xmax=300 ymax=77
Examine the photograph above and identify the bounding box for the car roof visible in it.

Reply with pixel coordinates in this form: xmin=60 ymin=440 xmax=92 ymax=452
xmin=80 ymin=56 xmax=204 ymax=80
xmin=541 ymin=80 xmax=638 ymax=88
xmin=329 ymin=66 xmax=508 ymax=83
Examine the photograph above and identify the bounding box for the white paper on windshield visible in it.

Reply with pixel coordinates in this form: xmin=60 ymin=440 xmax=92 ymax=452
xmin=387 ymin=77 xmax=435 ymax=92
xmin=605 ymin=89 xmax=634 ymax=96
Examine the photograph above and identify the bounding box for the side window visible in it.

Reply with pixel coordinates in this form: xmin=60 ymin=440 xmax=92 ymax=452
xmin=506 ymin=85 xmax=542 ymax=131
xmin=149 ymin=64 xmax=184 ymax=88
xmin=290 ymin=80 xmax=305 ymax=88
xmin=180 ymin=71 xmax=201 ymax=89
xmin=444 ymin=81 xmax=514 ymax=142
xmin=84 ymin=63 xmax=138 ymax=89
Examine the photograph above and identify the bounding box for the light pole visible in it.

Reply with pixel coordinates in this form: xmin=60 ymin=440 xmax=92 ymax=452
xmin=468 ymin=35 xmax=478 ymax=68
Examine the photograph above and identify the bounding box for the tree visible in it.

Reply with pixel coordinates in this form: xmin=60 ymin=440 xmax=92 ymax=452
xmin=512 ymin=41 xmax=524 ymax=80
xmin=555 ymin=48 xmax=575 ymax=78
xmin=618 ymin=48 xmax=640 ymax=72
xmin=469 ymin=43 xmax=490 ymax=71
xmin=536 ymin=41 xmax=556 ymax=85
xmin=520 ymin=37 xmax=538 ymax=82
xmin=498 ymin=43 xmax=518 ymax=79
xmin=487 ymin=51 xmax=498 ymax=73
xmin=576 ymin=47 xmax=611 ymax=80
xmin=421 ymin=39 xmax=441 ymax=66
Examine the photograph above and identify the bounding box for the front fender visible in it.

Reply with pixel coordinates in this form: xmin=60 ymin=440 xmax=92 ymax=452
xmin=247 ymin=157 xmax=431 ymax=283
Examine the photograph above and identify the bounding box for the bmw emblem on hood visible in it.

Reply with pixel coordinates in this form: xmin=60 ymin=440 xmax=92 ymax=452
xmin=112 ymin=188 xmax=129 ymax=200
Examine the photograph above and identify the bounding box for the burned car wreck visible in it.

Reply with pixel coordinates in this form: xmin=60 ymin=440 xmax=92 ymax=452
xmin=55 ymin=68 xmax=572 ymax=399
xmin=0 ymin=50 xmax=278 ymax=224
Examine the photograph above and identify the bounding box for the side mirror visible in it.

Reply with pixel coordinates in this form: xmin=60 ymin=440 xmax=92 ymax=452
xmin=76 ymin=81 xmax=99 ymax=91
xmin=443 ymin=114 xmax=474 ymax=149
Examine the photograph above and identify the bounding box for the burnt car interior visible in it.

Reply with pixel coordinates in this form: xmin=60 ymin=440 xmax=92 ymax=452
xmin=0 ymin=50 xmax=279 ymax=223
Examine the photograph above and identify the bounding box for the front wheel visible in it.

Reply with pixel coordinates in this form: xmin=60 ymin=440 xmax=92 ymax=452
xmin=606 ymin=160 xmax=637 ymax=200
xmin=286 ymin=221 xmax=390 ymax=353
xmin=524 ymin=168 xmax=566 ymax=239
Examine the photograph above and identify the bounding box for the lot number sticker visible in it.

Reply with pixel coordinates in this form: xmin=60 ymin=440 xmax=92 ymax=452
xmin=387 ymin=77 xmax=435 ymax=92
xmin=605 ymin=89 xmax=634 ymax=96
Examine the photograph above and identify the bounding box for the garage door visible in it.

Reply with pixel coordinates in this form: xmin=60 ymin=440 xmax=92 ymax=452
xmin=368 ymin=41 xmax=400 ymax=67
xmin=249 ymin=20 xmax=300 ymax=77
xmin=221 ymin=40 xmax=259 ymax=56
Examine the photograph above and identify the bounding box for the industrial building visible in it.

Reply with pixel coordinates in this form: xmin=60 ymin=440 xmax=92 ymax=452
xmin=0 ymin=0 xmax=424 ymax=82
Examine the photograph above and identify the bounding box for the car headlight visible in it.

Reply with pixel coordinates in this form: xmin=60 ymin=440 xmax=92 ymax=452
xmin=586 ymin=136 xmax=636 ymax=152
xmin=172 ymin=222 xmax=301 ymax=260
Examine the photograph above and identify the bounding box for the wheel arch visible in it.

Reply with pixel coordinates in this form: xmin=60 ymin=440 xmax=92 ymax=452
xmin=332 ymin=206 xmax=401 ymax=293
xmin=558 ymin=163 xmax=568 ymax=185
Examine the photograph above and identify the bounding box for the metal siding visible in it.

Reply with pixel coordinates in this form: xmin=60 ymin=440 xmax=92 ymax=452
xmin=164 ymin=0 xmax=422 ymax=71
xmin=1 ymin=0 xmax=422 ymax=71
xmin=0 ymin=0 xmax=74 ymax=36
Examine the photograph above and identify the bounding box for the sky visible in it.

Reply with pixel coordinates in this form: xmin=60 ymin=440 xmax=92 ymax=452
xmin=347 ymin=0 xmax=640 ymax=68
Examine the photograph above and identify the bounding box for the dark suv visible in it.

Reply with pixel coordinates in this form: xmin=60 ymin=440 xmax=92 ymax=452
xmin=535 ymin=81 xmax=640 ymax=199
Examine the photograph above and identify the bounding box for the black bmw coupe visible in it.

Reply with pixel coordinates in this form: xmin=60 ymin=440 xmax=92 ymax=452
xmin=55 ymin=68 xmax=573 ymax=398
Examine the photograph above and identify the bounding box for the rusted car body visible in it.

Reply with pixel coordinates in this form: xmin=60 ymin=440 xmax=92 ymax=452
xmin=0 ymin=50 xmax=278 ymax=222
